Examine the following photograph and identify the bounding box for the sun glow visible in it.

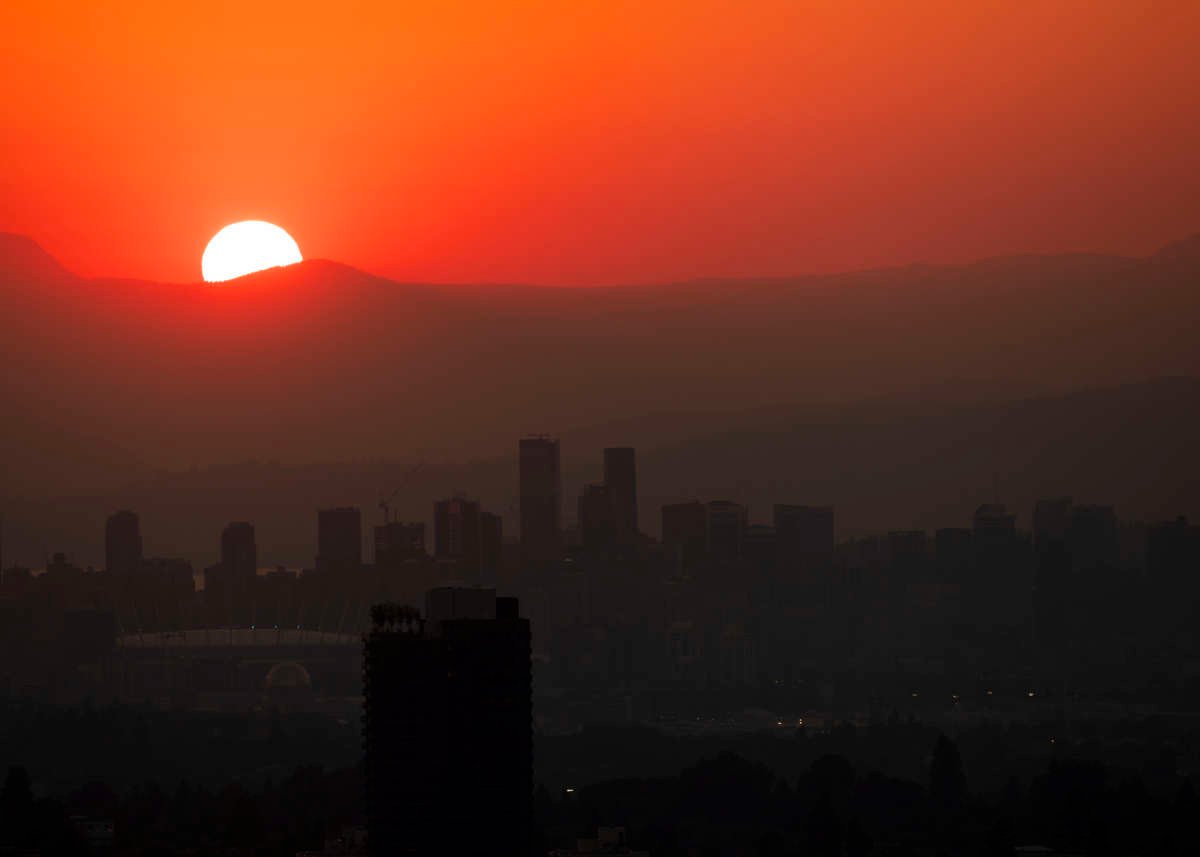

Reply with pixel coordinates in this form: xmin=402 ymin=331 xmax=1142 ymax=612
xmin=201 ymin=221 xmax=302 ymax=282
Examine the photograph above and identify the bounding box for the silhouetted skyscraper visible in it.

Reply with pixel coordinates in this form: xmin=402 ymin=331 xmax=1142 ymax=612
xmin=373 ymin=520 xmax=425 ymax=569
xmin=1067 ymin=504 xmax=1119 ymax=570
xmin=1033 ymin=497 xmax=1073 ymax=553
xmin=435 ymin=496 xmax=482 ymax=574
xmin=603 ymin=447 xmax=638 ymax=547
xmin=363 ymin=588 xmax=532 ymax=857
xmin=773 ymin=504 xmax=834 ymax=570
xmin=105 ymin=510 xmax=142 ymax=575
xmin=317 ymin=507 xmax=362 ymax=573
xmin=520 ymin=436 xmax=561 ymax=562
xmin=935 ymin=527 xmax=972 ymax=581
xmin=969 ymin=503 xmax=1026 ymax=627
xmin=662 ymin=501 xmax=706 ymax=570
xmin=220 ymin=521 xmax=257 ymax=580
xmin=205 ymin=521 xmax=256 ymax=616
xmin=706 ymin=500 xmax=747 ymax=562
xmin=972 ymin=503 xmax=1017 ymax=548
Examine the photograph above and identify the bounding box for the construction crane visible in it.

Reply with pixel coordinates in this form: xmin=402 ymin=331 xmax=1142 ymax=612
xmin=378 ymin=460 xmax=425 ymax=524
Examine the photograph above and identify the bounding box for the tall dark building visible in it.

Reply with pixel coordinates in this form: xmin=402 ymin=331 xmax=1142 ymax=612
xmin=935 ymin=527 xmax=973 ymax=580
xmin=1033 ymin=496 xmax=1073 ymax=553
xmin=1067 ymin=504 xmax=1119 ymax=570
xmin=105 ymin=510 xmax=142 ymax=575
xmin=206 ymin=521 xmax=256 ymax=617
xmin=969 ymin=503 xmax=1026 ymax=627
xmin=434 ymin=496 xmax=482 ymax=575
xmin=705 ymin=500 xmax=747 ymax=562
xmin=662 ymin=501 xmax=706 ymax=570
xmin=220 ymin=521 xmax=257 ymax=579
xmin=363 ymin=588 xmax=532 ymax=857
xmin=374 ymin=521 xmax=426 ymax=569
xmin=317 ymin=507 xmax=362 ymax=573
xmin=888 ymin=529 xmax=929 ymax=584
xmin=603 ymin=447 xmax=638 ymax=547
xmin=519 ymin=436 xmax=561 ymax=562
xmin=773 ymin=504 xmax=834 ymax=570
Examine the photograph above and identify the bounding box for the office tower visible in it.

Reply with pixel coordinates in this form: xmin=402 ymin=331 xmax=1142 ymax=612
xmin=970 ymin=503 xmax=1025 ymax=627
xmin=206 ymin=522 xmax=255 ymax=616
xmin=105 ymin=510 xmax=142 ymax=575
xmin=742 ymin=524 xmax=777 ymax=568
xmin=364 ymin=588 xmax=532 ymax=857
xmin=317 ymin=507 xmax=362 ymax=573
xmin=773 ymin=504 xmax=835 ymax=570
xmin=603 ymin=447 xmax=638 ymax=547
xmin=662 ymin=501 xmax=707 ymax=570
xmin=578 ymin=483 xmax=615 ymax=552
xmin=1066 ymin=504 xmax=1119 ymax=570
xmin=220 ymin=521 xmax=257 ymax=579
xmin=519 ymin=436 xmax=561 ymax=562
xmin=434 ymin=496 xmax=482 ymax=574
xmin=888 ymin=530 xmax=929 ymax=582
xmin=705 ymin=500 xmax=747 ymax=562
xmin=972 ymin=503 xmax=1016 ymax=541
xmin=934 ymin=527 xmax=973 ymax=581
xmin=374 ymin=521 xmax=426 ymax=569
xmin=1033 ymin=537 xmax=1072 ymax=655
xmin=1033 ymin=497 xmax=1073 ymax=553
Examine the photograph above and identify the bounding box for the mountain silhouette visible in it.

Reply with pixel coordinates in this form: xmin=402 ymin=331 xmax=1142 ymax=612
xmin=0 ymin=232 xmax=76 ymax=283
xmin=0 ymin=234 xmax=1198 ymax=517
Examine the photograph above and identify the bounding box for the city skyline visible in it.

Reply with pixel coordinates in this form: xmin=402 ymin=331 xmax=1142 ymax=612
xmin=2 ymin=3 xmax=1199 ymax=853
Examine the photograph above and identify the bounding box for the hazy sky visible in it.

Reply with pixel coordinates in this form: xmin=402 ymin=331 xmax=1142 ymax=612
xmin=2 ymin=1 xmax=1198 ymax=284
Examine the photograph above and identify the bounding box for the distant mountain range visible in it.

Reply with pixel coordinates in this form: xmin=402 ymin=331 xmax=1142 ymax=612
xmin=1 ymin=232 xmax=1198 ymax=566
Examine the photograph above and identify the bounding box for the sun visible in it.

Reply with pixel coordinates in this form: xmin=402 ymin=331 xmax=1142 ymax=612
xmin=201 ymin=220 xmax=303 ymax=282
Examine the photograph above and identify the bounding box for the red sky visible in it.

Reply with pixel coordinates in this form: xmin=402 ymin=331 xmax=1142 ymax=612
xmin=1 ymin=1 xmax=1198 ymax=285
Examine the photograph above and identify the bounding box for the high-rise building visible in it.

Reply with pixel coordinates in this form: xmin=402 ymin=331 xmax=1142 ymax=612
xmin=706 ymin=500 xmax=747 ymax=562
xmin=972 ymin=503 xmax=1017 ymax=549
xmin=519 ymin=436 xmax=561 ymax=563
xmin=434 ymin=496 xmax=482 ymax=572
xmin=220 ymin=521 xmax=257 ymax=580
xmin=888 ymin=530 xmax=929 ymax=582
xmin=317 ymin=507 xmax=362 ymax=573
xmin=363 ymin=588 xmax=532 ymax=857
xmin=206 ymin=522 xmax=256 ymax=616
xmin=1067 ymin=504 xmax=1119 ymax=570
xmin=374 ymin=521 xmax=426 ymax=569
xmin=934 ymin=527 xmax=973 ymax=580
xmin=662 ymin=501 xmax=706 ymax=570
xmin=1033 ymin=497 xmax=1073 ymax=553
xmin=773 ymin=504 xmax=834 ymax=570
xmin=742 ymin=524 xmax=777 ymax=568
xmin=105 ymin=510 xmax=143 ymax=575
xmin=603 ymin=447 xmax=638 ymax=547
xmin=969 ymin=503 xmax=1026 ymax=627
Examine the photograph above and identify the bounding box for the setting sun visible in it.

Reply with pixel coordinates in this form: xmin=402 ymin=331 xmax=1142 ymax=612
xmin=201 ymin=220 xmax=302 ymax=282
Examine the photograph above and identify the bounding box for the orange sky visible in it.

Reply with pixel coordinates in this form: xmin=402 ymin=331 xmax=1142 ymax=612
xmin=1 ymin=1 xmax=1198 ymax=285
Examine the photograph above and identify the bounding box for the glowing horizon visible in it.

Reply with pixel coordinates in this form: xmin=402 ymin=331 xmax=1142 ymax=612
xmin=1 ymin=2 xmax=1197 ymax=284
